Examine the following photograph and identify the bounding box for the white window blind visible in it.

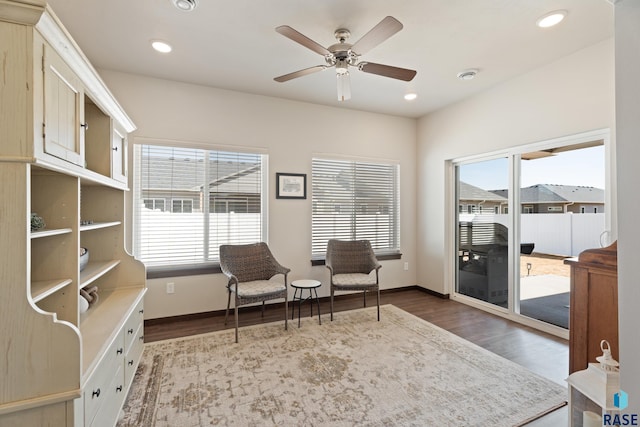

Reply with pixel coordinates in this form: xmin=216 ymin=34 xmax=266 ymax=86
xmin=311 ymin=158 xmax=400 ymax=257
xmin=133 ymin=144 xmax=266 ymax=267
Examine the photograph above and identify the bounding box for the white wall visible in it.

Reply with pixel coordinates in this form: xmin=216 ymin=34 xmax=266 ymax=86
xmin=614 ymin=0 xmax=640 ymax=413
xmin=416 ymin=39 xmax=615 ymax=294
xmin=98 ymin=70 xmax=418 ymax=319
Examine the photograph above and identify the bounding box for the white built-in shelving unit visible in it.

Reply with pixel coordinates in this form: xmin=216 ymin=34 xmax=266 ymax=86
xmin=0 ymin=2 xmax=146 ymax=426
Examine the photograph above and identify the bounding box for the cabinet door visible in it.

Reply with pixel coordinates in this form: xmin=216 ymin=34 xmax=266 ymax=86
xmin=111 ymin=125 xmax=127 ymax=183
xmin=43 ymin=44 xmax=84 ymax=166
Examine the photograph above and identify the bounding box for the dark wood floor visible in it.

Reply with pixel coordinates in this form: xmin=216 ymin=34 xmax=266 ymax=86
xmin=144 ymin=287 xmax=569 ymax=426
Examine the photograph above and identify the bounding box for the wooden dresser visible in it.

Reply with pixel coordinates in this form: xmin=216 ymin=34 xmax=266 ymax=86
xmin=564 ymin=241 xmax=618 ymax=374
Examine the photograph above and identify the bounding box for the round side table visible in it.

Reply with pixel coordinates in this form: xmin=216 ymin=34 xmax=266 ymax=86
xmin=290 ymin=279 xmax=322 ymax=327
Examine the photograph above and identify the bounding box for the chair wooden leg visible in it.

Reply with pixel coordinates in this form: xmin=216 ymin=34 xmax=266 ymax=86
xmin=234 ymin=302 xmax=239 ymax=343
xmin=377 ymin=288 xmax=380 ymax=321
xmin=224 ymin=290 xmax=231 ymax=325
xmin=330 ymin=288 xmax=334 ymax=321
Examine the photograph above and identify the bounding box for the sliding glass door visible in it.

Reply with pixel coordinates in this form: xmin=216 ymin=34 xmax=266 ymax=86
xmin=517 ymin=143 xmax=605 ymax=329
xmin=456 ymin=157 xmax=510 ymax=309
xmin=452 ymin=131 xmax=607 ymax=334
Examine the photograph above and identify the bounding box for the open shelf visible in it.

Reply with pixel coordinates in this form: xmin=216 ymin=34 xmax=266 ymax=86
xmin=31 ymin=278 xmax=73 ymax=303
xmin=79 ymin=221 xmax=121 ymax=232
xmin=30 ymin=228 xmax=73 ymax=239
xmin=1 ymin=9 xmax=143 ymax=424
xmin=80 ymin=287 xmax=145 ymax=378
xmin=80 ymin=260 xmax=121 ymax=288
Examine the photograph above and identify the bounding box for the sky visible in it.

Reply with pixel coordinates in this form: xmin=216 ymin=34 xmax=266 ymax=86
xmin=458 ymin=145 xmax=605 ymax=191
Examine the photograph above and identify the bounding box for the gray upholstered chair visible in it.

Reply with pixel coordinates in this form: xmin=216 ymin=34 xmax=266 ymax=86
xmin=325 ymin=239 xmax=382 ymax=321
xmin=219 ymin=242 xmax=289 ymax=343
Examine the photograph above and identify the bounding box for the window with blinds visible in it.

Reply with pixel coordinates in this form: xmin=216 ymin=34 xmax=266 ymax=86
xmin=311 ymin=158 xmax=400 ymax=258
xmin=133 ymin=144 xmax=266 ymax=267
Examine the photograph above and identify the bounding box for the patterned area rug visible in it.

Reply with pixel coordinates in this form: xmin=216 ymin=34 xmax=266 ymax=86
xmin=119 ymin=305 xmax=566 ymax=426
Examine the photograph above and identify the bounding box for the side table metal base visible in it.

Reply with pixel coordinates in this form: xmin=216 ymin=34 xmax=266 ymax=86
xmin=290 ymin=280 xmax=322 ymax=328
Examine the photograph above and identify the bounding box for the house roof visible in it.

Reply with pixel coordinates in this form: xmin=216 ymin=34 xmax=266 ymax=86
xmin=458 ymin=182 xmax=507 ymax=203
xmin=490 ymin=184 xmax=604 ymax=204
xmin=141 ymin=155 xmax=261 ymax=193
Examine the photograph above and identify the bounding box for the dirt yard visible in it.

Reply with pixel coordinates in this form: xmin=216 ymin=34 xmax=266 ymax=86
xmin=520 ymin=253 xmax=571 ymax=278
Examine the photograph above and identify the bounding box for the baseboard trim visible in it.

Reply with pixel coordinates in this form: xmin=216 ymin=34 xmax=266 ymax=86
xmin=144 ymin=286 xmax=447 ymax=326
xmin=411 ymin=285 xmax=450 ymax=299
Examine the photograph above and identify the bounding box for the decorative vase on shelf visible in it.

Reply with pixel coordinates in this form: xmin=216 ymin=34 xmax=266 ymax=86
xmin=80 ymin=247 xmax=89 ymax=272
xmin=30 ymin=213 xmax=45 ymax=231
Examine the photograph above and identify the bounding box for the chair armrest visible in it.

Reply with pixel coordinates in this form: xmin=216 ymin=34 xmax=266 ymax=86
xmin=374 ymin=264 xmax=381 ymax=283
xmin=278 ymin=269 xmax=290 ymax=285
xmin=223 ymin=273 xmax=239 ymax=288
xmin=369 ymin=256 xmax=382 ymax=273
xmin=274 ymin=264 xmax=291 ymax=275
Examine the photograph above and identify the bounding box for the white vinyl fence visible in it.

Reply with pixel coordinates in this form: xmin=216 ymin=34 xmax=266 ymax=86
xmin=136 ymin=211 xmax=262 ymax=265
xmin=460 ymin=213 xmax=605 ymax=257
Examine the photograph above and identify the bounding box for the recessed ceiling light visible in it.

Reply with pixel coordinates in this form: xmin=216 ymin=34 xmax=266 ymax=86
xmin=151 ymin=40 xmax=172 ymax=53
xmin=404 ymin=93 xmax=417 ymax=101
xmin=171 ymin=0 xmax=198 ymax=12
xmin=457 ymin=69 xmax=478 ymax=81
xmin=536 ymin=10 xmax=567 ymax=28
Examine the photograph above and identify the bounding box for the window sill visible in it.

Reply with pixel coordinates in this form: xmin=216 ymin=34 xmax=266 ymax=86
xmin=145 ymin=252 xmax=403 ymax=277
xmin=146 ymin=263 xmax=222 ymax=279
xmin=310 ymin=252 xmax=402 ymax=266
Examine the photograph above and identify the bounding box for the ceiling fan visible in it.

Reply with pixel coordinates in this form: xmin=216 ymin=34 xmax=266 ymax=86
xmin=274 ymin=16 xmax=417 ymax=101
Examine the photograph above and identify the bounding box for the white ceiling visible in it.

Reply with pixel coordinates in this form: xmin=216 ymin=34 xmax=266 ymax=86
xmin=46 ymin=0 xmax=613 ymax=119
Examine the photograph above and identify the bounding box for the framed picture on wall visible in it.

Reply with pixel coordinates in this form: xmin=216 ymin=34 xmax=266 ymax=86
xmin=276 ymin=173 xmax=307 ymax=199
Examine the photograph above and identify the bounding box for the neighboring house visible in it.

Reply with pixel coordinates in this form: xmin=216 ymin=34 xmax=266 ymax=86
xmin=458 ymin=181 xmax=508 ymax=214
xmin=313 ymin=169 xmax=395 ymax=215
xmin=491 ymin=184 xmax=605 ymax=214
xmin=140 ymin=153 xmax=261 ymax=214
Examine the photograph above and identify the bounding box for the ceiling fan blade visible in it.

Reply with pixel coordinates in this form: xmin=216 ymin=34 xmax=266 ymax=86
xmin=337 ymin=72 xmax=351 ymax=102
xmin=350 ymin=16 xmax=403 ymax=55
xmin=276 ymin=25 xmax=331 ymax=56
xmin=274 ymin=65 xmax=328 ymax=82
xmin=359 ymin=62 xmax=417 ymax=81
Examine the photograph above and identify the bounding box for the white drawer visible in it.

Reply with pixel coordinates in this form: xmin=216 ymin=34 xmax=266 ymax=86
xmin=124 ymin=300 xmax=144 ymax=353
xmin=84 ymin=334 xmax=125 ymax=425
xmin=90 ymin=364 xmax=126 ymax=427
xmin=124 ymin=322 xmax=144 ymax=389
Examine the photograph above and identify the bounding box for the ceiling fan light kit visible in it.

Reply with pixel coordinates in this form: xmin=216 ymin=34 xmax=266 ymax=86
xmin=337 ymin=73 xmax=351 ymax=101
xmin=274 ymin=16 xmax=417 ymax=101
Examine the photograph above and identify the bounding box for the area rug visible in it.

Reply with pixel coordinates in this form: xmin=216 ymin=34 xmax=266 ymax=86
xmin=118 ymin=305 xmax=567 ymax=426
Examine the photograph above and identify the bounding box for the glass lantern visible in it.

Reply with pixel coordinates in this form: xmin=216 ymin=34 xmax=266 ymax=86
xmin=566 ymin=340 xmax=620 ymax=426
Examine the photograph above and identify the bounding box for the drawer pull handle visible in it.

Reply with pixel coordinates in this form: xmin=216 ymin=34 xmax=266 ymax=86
xmin=80 ymin=123 xmax=89 ymax=131
xmin=128 ymin=359 xmax=134 ymax=366
xmin=116 ymin=385 xmax=123 ymax=393
xmin=139 ymin=336 xmax=144 ymax=341
xmin=117 ymin=348 xmax=123 ymax=355
xmin=112 ymin=146 xmax=118 ymax=151
xmin=92 ymin=388 xmax=101 ymax=398
xmin=128 ymin=328 xmax=134 ymax=334
xmin=139 ymin=309 xmax=144 ymax=314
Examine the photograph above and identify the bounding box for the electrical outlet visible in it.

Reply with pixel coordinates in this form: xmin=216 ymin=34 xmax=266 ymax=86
xmin=404 ymin=262 xmax=409 ymax=271
xmin=166 ymin=282 xmax=175 ymax=294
